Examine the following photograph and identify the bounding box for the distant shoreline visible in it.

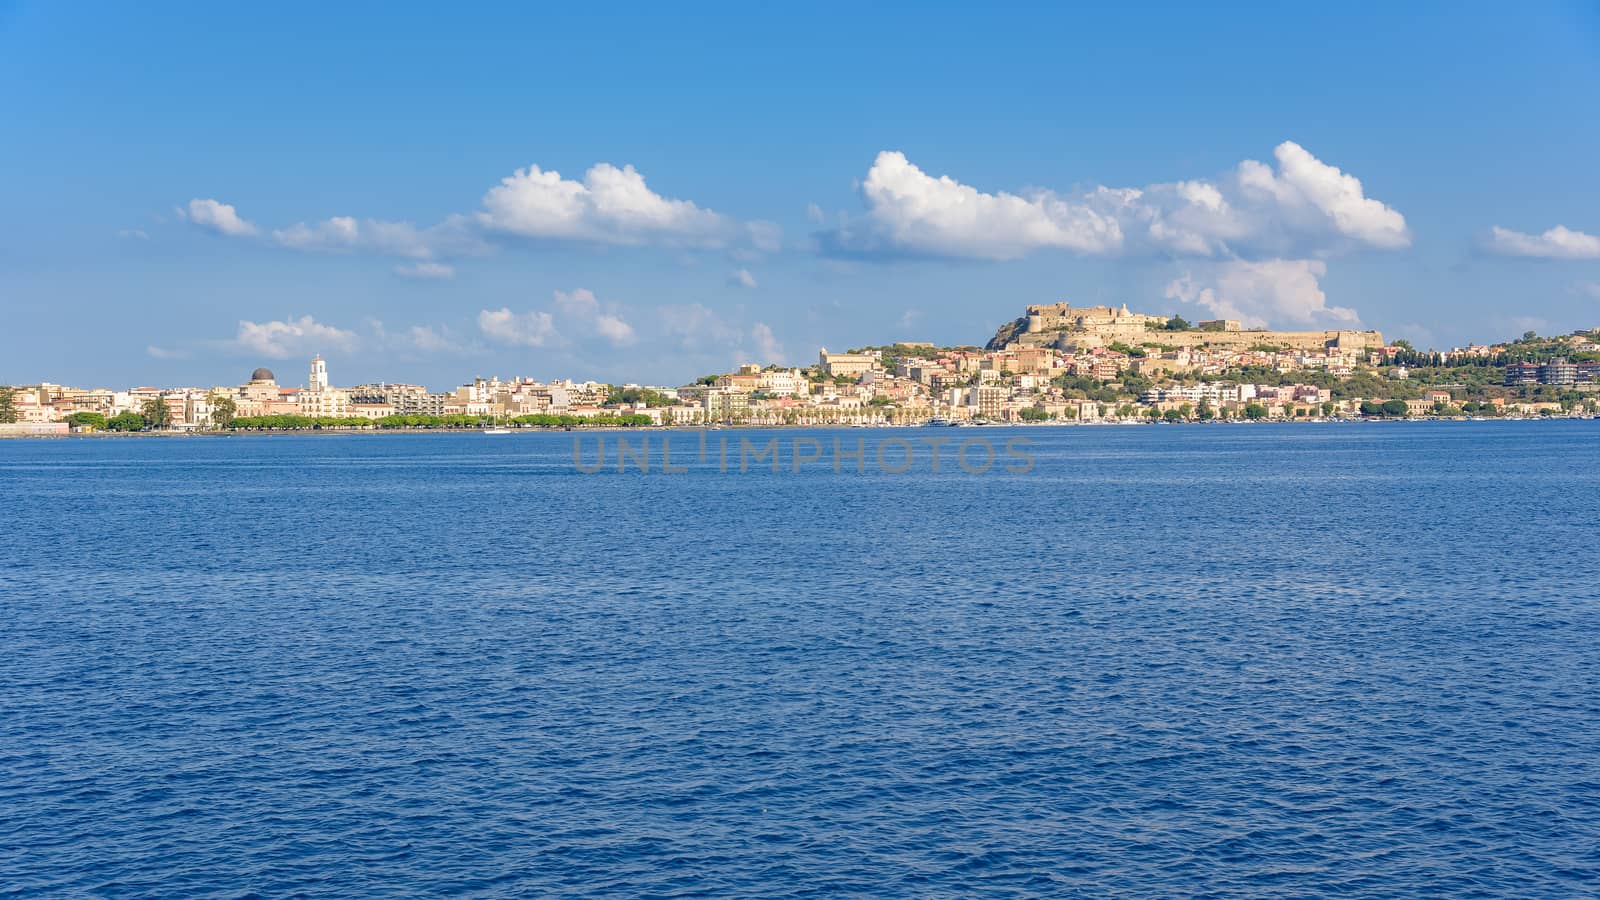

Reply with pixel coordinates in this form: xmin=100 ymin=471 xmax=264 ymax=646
xmin=4 ymin=416 xmax=1595 ymax=440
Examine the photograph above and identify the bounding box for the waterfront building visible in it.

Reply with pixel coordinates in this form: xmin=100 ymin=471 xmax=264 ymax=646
xmin=1505 ymin=362 xmax=1541 ymax=387
xmin=351 ymin=383 xmax=449 ymax=416
xmin=1541 ymin=358 xmax=1577 ymax=386
xmin=297 ymin=356 xmax=350 ymax=418
xmin=308 ymin=355 xmax=329 ymax=392
xmin=818 ymin=348 xmax=878 ymax=378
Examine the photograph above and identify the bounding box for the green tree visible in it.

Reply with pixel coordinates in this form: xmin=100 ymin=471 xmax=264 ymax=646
xmin=64 ymin=412 xmax=107 ymax=430
xmin=107 ymin=411 xmax=145 ymax=431
xmin=1162 ymin=409 xmax=1183 ymax=422
xmin=606 ymin=386 xmax=672 ymax=407
xmin=1243 ymin=403 xmax=1268 ymax=420
xmin=210 ymin=394 xmax=237 ymax=429
xmin=141 ymin=397 xmax=171 ymax=429
xmin=0 ymin=386 xmax=17 ymax=424
xmin=1381 ymin=399 xmax=1409 ymax=417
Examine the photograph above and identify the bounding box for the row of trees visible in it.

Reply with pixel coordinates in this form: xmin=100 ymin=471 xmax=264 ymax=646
xmin=61 ymin=401 xmax=653 ymax=432
xmin=62 ymin=398 xmax=176 ymax=431
xmin=228 ymin=412 xmax=655 ymax=430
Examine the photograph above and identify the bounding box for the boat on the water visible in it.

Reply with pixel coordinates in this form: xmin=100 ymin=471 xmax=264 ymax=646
xmin=482 ymin=427 xmax=512 ymax=435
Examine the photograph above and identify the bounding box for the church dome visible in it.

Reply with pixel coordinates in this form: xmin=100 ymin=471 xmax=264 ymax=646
xmin=251 ymin=367 xmax=276 ymax=382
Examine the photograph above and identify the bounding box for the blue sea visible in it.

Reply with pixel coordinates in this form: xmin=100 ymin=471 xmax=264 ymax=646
xmin=3 ymin=422 xmax=1598 ymax=897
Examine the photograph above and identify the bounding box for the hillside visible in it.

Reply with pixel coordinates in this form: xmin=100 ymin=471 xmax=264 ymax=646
xmin=985 ymin=316 xmax=1029 ymax=351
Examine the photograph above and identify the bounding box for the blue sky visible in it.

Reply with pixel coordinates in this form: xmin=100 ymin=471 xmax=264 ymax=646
xmin=3 ymin=1 xmax=1599 ymax=389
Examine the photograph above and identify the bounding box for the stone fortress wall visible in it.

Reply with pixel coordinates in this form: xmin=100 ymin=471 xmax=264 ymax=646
xmin=1007 ymin=302 xmax=1384 ymax=353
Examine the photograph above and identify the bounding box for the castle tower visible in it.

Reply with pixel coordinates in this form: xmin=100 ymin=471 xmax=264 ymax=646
xmin=309 ymin=355 xmax=328 ymax=392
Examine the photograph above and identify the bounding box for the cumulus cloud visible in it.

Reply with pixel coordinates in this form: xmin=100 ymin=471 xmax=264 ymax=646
xmin=821 ymin=142 xmax=1410 ymax=261
xmin=1234 ymin=142 xmax=1410 ymax=250
xmin=181 ymin=160 xmax=765 ymax=275
xmin=478 ymin=289 xmax=638 ymax=352
xmin=394 ymin=261 xmax=457 ymax=280
xmin=746 ymin=221 xmax=783 ymax=253
xmin=273 ymin=217 xmax=430 ymax=258
xmin=234 ymin=316 xmax=357 ymax=359
xmin=552 ymin=288 xmax=636 ymax=347
xmin=657 ymin=304 xmax=785 ymax=366
xmin=728 ymin=268 xmax=758 ymax=288
xmin=1165 ymin=259 xmax=1359 ymax=329
xmin=751 ymin=322 xmax=784 ymax=363
xmin=1484 ymin=225 xmax=1600 ymax=260
xmin=184 ymin=198 xmax=258 ymax=237
xmin=594 ymin=316 xmax=636 ymax=346
xmin=404 ymin=325 xmax=464 ymax=353
xmin=821 ymin=151 xmax=1123 ymax=260
xmin=478 ymin=308 xmax=559 ymax=348
xmin=659 ymin=303 xmax=741 ymax=349
xmin=477 ymin=162 xmax=730 ymax=247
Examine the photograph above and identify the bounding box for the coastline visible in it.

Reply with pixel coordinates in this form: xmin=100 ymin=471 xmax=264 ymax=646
xmin=5 ymin=415 xmax=1595 ymax=440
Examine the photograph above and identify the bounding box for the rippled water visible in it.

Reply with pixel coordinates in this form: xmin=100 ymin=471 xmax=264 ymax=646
xmin=3 ymin=423 xmax=1598 ymax=896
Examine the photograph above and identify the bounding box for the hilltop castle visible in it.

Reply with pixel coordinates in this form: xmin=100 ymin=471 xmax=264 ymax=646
xmin=990 ymin=302 xmax=1383 ymax=354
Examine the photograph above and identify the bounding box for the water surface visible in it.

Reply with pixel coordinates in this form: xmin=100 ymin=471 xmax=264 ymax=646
xmin=2 ymin=423 xmax=1597 ymax=896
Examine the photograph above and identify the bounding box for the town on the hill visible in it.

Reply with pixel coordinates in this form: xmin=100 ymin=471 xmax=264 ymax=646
xmin=4 ymin=302 xmax=1600 ymax=435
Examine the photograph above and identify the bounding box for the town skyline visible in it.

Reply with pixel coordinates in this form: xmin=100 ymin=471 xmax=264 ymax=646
xmin=6 ymin=299 xmax=1597 ymax=436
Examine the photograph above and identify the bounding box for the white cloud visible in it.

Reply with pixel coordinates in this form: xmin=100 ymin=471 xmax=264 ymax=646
xmin=478 ymin=307 xmax=559 ymax=348
xmin=656 ymin=304 xmax=783 ymax=367
xmin=146 ymin=345 xmax=185 ymax=359
xmin=822 ymin=141 xmax=1410 ymax=261
xmin=593 ymin=315 xmax=636 ymax=347
xmin=659 ymin=303 xmax=743 ymax=349
xmin=118 ymin=228 xmax=150 ymax=241
xmin=746 ymin=221 xmax=783 ymax=253
xmin=404 ymin=325 xmax=464 ymax=353
xmin=394 ymin=261 xmax=457 ymax=280
xmin=184 ymin=198 xmax=258 ymax=237
xmin=729 ymin=268 xmax=758 ymax=288
xmin=182 ymin=159 xmax=765 ymax=275
xmin=553 ymin=288 xmax=636 ymax=346
xmin=234 ymin=316 xmax=357 ymax=359
xmin=477 ymin=162 xmax=730 ymax=247
xmin=1575 ymin=282 xmax=1600 ymax=300
xmin=825 ymin=150 xmax=1124 ymax=260
xmin=369 ymin=319 xmax=468 ymax=353
xmin=805 ymin=203 xmax=826 ymax=224
xmin=1235 ymin=142 xmax=1410 ymax=250
xmin=751 ymin=322 xmax=784 ymax=364
xmin=272 ymin=216 xmax=438 ymax=258
xmin=1484 ymin=225 xmax=1600 ymax=260
xmin=1165 ymin=259 xmax=1359 ymax=329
